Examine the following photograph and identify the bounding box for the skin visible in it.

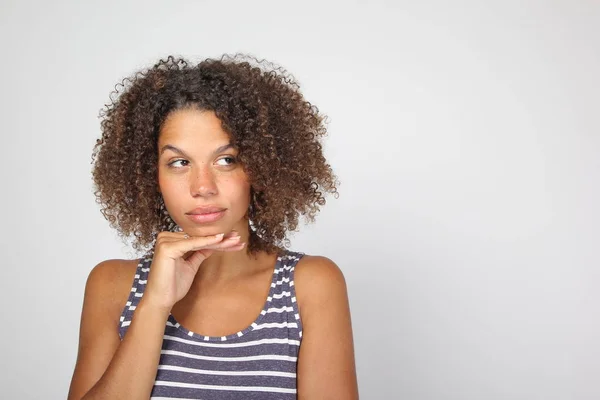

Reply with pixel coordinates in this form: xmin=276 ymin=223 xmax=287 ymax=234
xmin=67 ymin=108 xmax=358 ymax=399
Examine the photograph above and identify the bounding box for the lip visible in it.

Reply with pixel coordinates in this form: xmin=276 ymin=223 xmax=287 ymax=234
xmin=187 ymin=206 xmax=227 ymax=215
xmin=185 ymin=207 xmax=227 ymax=224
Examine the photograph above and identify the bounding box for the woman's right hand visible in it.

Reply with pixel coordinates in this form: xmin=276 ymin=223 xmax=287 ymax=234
xmin=143 ymin=230 xmax=244 ymax=311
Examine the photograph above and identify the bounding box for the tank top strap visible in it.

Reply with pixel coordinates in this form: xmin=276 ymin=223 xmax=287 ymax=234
xmin=274 ymin=250 xmax=305 ymax=340
xmin=118 ymin=254 xmax=152 ymax=339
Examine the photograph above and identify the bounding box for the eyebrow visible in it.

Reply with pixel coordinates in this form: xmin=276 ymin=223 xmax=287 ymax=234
xmin=159 ymin=143 xmax=236 ymax=158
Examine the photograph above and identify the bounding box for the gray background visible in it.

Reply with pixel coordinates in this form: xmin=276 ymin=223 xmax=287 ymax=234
xmin=1 ymin=1 xmax=599 ymax=399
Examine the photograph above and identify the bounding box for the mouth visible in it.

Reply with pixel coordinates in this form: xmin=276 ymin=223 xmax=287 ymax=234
xmin=187 ymin=206 xmax=227 ymax=215
xmin=185 ymin=207 xmax=227 ymax=224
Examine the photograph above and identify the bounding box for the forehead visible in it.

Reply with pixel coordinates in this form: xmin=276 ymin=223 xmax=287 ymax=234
xmin=158 ymin=108 xmax=230 ymax=145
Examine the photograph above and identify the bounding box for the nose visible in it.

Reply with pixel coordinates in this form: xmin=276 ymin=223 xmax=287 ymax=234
xmin=190 ymin=164 xmax=218 ymax=197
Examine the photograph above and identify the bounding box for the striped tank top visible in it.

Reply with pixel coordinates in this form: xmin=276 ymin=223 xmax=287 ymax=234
xmin=118 ymin=250 xmax=305 ymax=399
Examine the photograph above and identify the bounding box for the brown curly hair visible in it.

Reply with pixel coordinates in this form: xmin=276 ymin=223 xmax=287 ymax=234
xmin=91 ymin=54 xmax=339 ymax=256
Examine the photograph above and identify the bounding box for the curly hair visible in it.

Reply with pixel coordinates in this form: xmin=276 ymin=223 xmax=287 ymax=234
xmin=91 ymin=54 xmax=339 ymax=256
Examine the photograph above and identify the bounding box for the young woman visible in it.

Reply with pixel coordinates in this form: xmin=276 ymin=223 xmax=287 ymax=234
xmin=67 ymin=55 xmax=358 ymax=399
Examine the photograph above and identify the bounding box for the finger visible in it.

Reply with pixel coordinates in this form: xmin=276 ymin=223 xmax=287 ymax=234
xmin=155 ymin=232 xmax=199 ymax=247
xmin=223 ymin=230 xmax=239 ymax=239
xmin=183 ymin=242 xmax=245 ymax=273
xmin=218 ymin=242 xmax=247 ymax=252
xmin=159 ymin=229 xmax=239 ymax=242
xmin=215 ymin=234 xmax=242 ymax=245
xmin=165 ymin=233 xmax=225 ymax=258
xmin=184 ymin=231 xmax=239 ymax=242
xmin=159 ymin=231 xmax=238 ymax=242
xmin=185 ymin=240 xmax=245 ymax=262
xmin=185 ymin=248 xmax=214 ymax=268
xmin=156 ymin=231 xmax=195 ymax=240
xmin=198 ymin=236 xmax=243 ymax=251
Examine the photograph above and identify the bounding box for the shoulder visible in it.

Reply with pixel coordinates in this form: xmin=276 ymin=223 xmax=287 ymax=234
xmin=67 ymin=259 xmax=140 ymax=400
xmin=86 ymin=258 xmax=139 ymax=290
xmin=294 ymin=254 xmax=346 ymax=288
xmin=292 ymin=254 xmax=358 ymax=398
xmin=84 ymin=258 xmax=140 ymax=316
xmin=293 ymin=254 xmax=348 ymax=317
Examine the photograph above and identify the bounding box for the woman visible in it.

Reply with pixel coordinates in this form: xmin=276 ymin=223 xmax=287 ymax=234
xmin=68 ymin=55 xmax=358 ymax=399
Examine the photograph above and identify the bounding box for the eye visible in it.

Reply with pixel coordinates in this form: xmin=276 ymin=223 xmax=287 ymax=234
xmin=168 ymin=159 xmax=189 ymax=168
xmin=216 ymin=156 xmax=237 ymax=166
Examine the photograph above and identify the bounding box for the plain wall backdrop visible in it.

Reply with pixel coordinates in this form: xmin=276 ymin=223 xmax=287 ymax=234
xmin=1 ymin=1 xmax=599 ymax=399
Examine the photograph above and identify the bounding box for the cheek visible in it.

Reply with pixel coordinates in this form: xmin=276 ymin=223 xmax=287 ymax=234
xmin=158 ymin=176 xmax=183 ymax=195
xmin=157 ymin=168 xmax=169 ymax=192
xmin=158 ymin=171 xmax=187 ymax=207
xmin=223 ymin=176 xmax=251 ymax=209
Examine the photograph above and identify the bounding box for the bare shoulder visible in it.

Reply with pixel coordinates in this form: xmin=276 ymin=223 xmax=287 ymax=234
xmin=84 ymin=258 xmax=140 ymax=315
xmin=294 ymin=254 xmax=358 ymax=398
xmin=67 ymin=258 xmax=140 ymax=400
xmin=294 ymin=255 xmax=348 ymax=315
xmin=295 ymin=254 xmax=346 ymax=286
xmin=87 ymin=257 xmax=139 ymax=284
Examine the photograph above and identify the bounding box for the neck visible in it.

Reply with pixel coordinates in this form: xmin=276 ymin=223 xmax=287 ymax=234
xmin=195 ymin=247 xmax=259 ymax=282
xmin=191 ymin=225 xmax=278 ymax=285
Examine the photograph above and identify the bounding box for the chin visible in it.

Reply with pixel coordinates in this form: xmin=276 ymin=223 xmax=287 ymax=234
xmin=179 ymin=214 xmax=246 ymax=235
xmin=184 ymin=222 xmax=232 ymax=235
xmin=186 ymin=226 xmax=226 ymax=235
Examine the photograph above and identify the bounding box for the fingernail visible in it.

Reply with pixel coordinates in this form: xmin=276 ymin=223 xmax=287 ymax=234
xmin=216 ymin=233 xmax=225 ymax=239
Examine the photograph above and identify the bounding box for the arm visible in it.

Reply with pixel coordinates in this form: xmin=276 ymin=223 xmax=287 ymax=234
xmin=68 ymin=232 xmax=242 ymax=399
xmin=295 ymin=256 xmax=359 ymax=399
xmin=67 ymin=260 xmax=170 ymax=400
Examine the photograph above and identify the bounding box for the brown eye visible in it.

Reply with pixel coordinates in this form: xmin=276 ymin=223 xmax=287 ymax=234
xmin=216 ymin=156 xmax=237 ymax=166
xmin=168 ymin=159 xmax=189 ymax=168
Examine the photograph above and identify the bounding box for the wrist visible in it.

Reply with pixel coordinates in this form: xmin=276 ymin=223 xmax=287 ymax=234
xmin=137 ymin=296 xmax=173 ymax=318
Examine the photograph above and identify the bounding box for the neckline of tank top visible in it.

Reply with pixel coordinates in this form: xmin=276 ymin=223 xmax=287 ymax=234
xmin=157 ymin=248 xmax=296 ymax=342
